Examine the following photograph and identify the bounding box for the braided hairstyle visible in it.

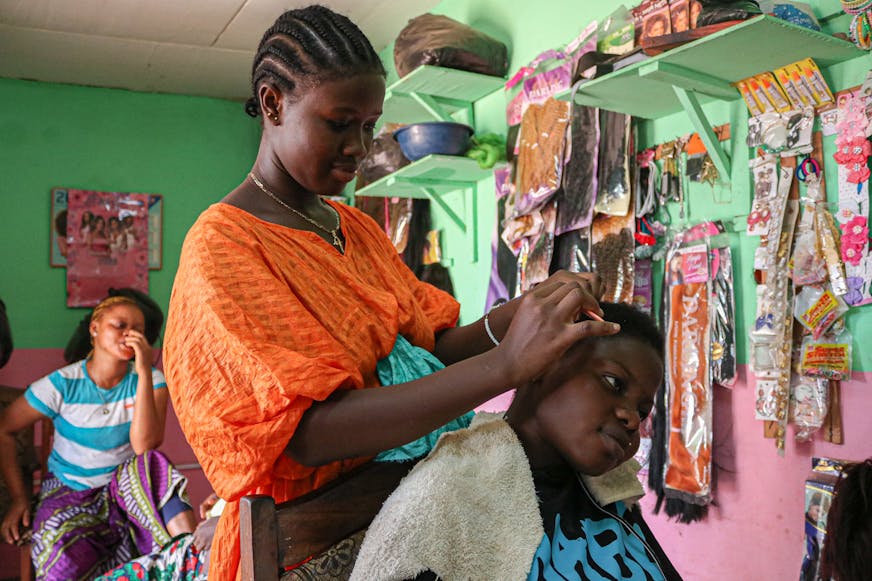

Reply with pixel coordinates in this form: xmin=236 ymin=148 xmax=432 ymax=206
xmin=245 ymin=5 xmax=386 ymax=118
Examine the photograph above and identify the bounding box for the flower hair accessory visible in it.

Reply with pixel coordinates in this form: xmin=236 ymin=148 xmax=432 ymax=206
xmin=840 ymin=215 xmax=870 ymax=266
xmin=833 ymin=136 xmax=872 ymax=164
xmin=846 ymin=161 xmax=871 ymax=183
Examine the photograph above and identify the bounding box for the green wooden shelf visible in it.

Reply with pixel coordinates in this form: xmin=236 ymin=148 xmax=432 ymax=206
xmin=556 ymin=15 xmax=863 ymax=119
xmin=383 ymin=65 xmax=505 ymax=124
xmin=356 ymin=154 xmax=497 ymax=261
xmin=556 ymin=15 xmax=864 ymax=185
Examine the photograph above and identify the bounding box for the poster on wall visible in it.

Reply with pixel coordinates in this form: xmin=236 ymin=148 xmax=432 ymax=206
xmin=64 ymin=189 xmax=150 ymax=307
xmin=51 ymin=188 xmax=163 ymax=269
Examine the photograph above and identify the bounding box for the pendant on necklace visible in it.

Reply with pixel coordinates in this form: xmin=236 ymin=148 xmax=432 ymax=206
xmin=103 ymin=408 xmax=110 ymax=415
xmin=331 ymin=231 xmax=344 ymax=253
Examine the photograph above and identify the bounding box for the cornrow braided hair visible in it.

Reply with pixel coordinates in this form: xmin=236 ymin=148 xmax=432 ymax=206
xmin=245 ymin=5 xmax=385 ymax=118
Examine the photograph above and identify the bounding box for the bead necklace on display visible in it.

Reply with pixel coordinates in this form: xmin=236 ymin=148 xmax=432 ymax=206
xmin=248 ymin=172 xmax=344 ymax=253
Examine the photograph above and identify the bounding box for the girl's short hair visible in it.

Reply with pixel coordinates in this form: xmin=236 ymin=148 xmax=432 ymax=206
xmin=598 ymin=302 xmax=664 ymax=358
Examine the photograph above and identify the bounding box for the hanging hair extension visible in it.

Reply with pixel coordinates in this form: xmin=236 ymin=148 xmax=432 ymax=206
xmin=245 ymin=5 xmax=386 ymax=117
xmin=648 ymin=262 xmax=708 ymax=523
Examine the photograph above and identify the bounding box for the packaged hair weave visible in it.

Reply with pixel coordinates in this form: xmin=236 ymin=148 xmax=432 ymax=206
xmin=554 ymin=103 xmax=599 ymax=235
xmin=663 ymin=243 xmax=713 ymax=506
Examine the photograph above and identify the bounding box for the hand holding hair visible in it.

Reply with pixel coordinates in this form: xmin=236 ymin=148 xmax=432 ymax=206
xmin=496 ymin=279 xmax=620 ymax=386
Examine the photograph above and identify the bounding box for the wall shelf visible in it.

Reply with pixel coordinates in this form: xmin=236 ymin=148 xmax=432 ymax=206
xmin=356 ymin=154 xmax=496 ymax=261
xmin=555 ymin=15 xmax=865 ymax=183
xmin=383 ymin=65 xmax=505 ymax=125
xmin=362 ymin=66 xmax=505 ymax=263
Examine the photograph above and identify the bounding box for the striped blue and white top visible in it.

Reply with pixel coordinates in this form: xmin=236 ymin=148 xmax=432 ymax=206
xmin=24 ymin=360 xmax=167 ymax=491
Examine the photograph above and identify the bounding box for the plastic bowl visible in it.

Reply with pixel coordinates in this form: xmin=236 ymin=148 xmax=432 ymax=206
xmin=393 ymin=122 xmax=474 ymax=161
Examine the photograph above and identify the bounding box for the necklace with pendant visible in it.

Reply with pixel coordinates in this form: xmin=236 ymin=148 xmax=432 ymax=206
xmin=248 ymin=172 xmax=344 ymax=253
xmin=95 ymin=386 xmax=111 ymax=415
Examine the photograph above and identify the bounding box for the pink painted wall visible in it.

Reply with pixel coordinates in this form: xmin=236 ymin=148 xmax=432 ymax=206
xmin=0 ymin=348 xmax=212 ymax=578
xmin=640 ymin=365 xmax=872 ymax=581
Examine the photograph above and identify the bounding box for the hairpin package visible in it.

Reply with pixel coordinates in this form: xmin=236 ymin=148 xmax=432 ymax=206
xmin=794 ymin=285 xmax=849 ymax=340
xmin=800 ymin=331 xmax=853 ymax=381
xmin=789 ymin=374 xmax=829 ymax=443
xmin=748 ymin=156 xmax=778 ymax=236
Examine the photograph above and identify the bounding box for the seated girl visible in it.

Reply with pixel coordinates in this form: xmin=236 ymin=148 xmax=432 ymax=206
xmin=351 ymin=302 xmax=683 ymax=581
xmin=0 ymin=296 xmax=196 ymax=580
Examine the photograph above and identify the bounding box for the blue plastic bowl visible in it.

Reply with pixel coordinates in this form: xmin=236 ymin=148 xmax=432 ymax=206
xmin=393 ymin=122 xmax=474 ymax=161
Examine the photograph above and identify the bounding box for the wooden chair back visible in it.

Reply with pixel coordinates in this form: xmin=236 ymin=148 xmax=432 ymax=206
xmin=0 ymin=385 xmax=48 ymax=581
xmin=239 ymin=460 xmax=413 ymax=581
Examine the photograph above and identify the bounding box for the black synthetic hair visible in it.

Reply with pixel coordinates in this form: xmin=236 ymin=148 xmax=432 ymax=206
xmin=820 ymin=458 xmax=872 ymax=581
xmin=595 ymin=301 xmax=664 ymax=359
xmin=245 ymin=5 xmax=386 ymax=117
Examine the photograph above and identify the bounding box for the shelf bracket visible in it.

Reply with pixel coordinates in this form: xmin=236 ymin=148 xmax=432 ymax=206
xmin=417 ymin=186 xmax=465 ymax=232
xmin=421 ymin=186 xmax=479 ymax=263
xmin=672 ymin=86 xmax=732 ymax=182
xmin=405 ymin=92 xmax=455 ymax=123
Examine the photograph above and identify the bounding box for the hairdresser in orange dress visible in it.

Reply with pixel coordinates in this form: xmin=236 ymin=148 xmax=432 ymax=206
xmin=163 ymin=6 xmax=617 ymax=580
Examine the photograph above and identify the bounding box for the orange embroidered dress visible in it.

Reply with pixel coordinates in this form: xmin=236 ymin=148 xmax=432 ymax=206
xmin=163 ymin=202 xmax=459 ymax=580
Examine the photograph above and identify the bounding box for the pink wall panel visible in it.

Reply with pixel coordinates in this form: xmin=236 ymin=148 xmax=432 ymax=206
xmin=641 ymin=365 xmax=872 ymax=581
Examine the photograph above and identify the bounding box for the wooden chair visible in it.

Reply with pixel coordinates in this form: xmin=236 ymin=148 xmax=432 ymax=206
xmin=0 ymin=385 xmax=52 ymax=581
xmin=239 ymin=460 xmax=413 ymax=581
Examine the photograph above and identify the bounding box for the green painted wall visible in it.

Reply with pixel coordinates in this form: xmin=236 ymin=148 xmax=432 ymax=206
xmin=2 ymin=0 xmax=871 ymax=372
xmin=0 ymin=78 xmax=260 ymax=348
xmin=386 ymin=0 xmax=872 ymax=370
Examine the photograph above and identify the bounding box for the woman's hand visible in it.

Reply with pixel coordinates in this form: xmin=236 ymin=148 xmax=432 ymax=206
xmin=199 ymin=492 xmax=220 ymax=519
xmin=540 ymin=270 xmax=604 ymax=302
xmin=496 ymin=278 xmax=619 ymax=386
xmin=0 ymin=496 xmax=30 ymax=545
xmin=123 ymin=329 xmax=153 ymax=374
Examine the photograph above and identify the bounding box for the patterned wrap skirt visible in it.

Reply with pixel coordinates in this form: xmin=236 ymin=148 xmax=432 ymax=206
xmin=31 ymin=449 xmax=190 ymax=580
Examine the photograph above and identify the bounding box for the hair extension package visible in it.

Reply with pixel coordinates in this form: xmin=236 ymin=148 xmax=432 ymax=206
xmin=663 ymin=241 xmax=713 ymax=506
xmin=800 ymin=457 xmax=847 ymax=581
xmin=393 ymin=13 xmax=508 ymax=79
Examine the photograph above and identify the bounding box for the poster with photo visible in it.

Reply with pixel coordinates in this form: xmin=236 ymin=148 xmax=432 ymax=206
xmin=65 ymin=189 xmax=149 ymax=307
xmin=51 ymin=188 xmax=162 ymax=269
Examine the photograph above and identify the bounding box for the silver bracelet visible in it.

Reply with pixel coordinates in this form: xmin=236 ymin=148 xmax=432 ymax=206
xmin=484 ymin=311 xmax=500 ymax=346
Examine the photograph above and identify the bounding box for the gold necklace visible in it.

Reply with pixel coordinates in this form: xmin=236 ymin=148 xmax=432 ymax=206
xmin=248 ymin=172 xmax=344 ymax=253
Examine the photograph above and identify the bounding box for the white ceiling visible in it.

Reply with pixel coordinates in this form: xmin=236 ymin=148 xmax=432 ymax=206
xmin=0 ymin=0 xmax=441 ymax=101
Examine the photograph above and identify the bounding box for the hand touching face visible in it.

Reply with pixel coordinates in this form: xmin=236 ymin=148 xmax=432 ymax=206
xmin=90 ymin=304 xmax=149 ymax=363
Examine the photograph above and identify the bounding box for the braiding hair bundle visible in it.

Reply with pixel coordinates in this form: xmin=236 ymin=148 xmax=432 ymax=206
xmin=245 ymin=5 xmax=386 ymax=117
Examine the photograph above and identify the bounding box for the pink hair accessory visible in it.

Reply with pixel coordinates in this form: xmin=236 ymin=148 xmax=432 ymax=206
xmin=846 ymin=161 xmax=871 ymax=184
xmin=835 ymin=93 xmax=868 ymax=138
xmin=833 ymin=136 xmax=872 ymax=164
xmin=747 ymin=207 xmax=771 ymax=228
